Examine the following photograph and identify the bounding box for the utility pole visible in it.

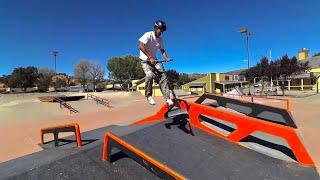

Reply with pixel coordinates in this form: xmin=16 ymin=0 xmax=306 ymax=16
xmin=238 ymin=27 xmax=253 ymax=95
xmin=52 ymin=51 xmax=59 ymax=93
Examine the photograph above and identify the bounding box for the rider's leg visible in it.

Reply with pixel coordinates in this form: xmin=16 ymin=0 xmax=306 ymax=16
xmin=141 ymin=62 xmax=156 ymax=104
xmin=159 ymin=73 xmax=170 ymax=100
xmin=155 ymin=63 xmax=171 ymax=103
xmin=145 ymin=76 xmax=154 ymax=97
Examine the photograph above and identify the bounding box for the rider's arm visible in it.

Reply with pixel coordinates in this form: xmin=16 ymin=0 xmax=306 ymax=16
xmin=159 ymin=39 xmax=170 ymax=62
xmin=139 ymin=43 xmax=153 ymax=59
xmin=139 ymin=42 xmax=156 ymax=64
xmin=160 ymin=49 xmax=170 ymax=62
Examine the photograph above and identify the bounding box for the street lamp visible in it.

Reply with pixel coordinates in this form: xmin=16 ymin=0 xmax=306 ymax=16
xmin=238 ymin=27 xmax=253 ymax=95
xmin=52 ymin=51 xmax=59 ymax=74
xmin=52 ymin=51 xmax=59 ymax=93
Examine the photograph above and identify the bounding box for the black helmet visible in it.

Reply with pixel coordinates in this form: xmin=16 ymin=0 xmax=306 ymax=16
xmin=154 ymin=20 xmax=167 ymax=31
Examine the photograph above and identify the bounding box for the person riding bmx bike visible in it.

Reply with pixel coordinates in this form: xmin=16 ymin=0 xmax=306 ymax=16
xmin=138 ymin=20 xmax=173 ymax=106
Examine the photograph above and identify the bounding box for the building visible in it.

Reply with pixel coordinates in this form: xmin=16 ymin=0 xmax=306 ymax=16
xmin=306 ymin=55 xmax=320 ymax=91
xmin=0 ymin=82 xmax=5 ymax=88
xmin=296 ymin=49 xmax=320 ymax=91
xmin=298 ymin=48 xmax=310 ymax=60
xmin=132 ymin=78 xmax=163 ymax=96
xmin=0 ymin=83 xmax=6 ymax=93
xmin=268 ymin=51 xmax=320 ymax=92
xmin=181 ymin=73 xmax=247 ymax=94
xmin=105 ymin=83 xmax=122 ymax=90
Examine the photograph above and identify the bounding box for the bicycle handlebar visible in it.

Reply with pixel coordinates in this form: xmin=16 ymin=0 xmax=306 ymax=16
xmin=155 ymin=59 xmax=174 ymax=63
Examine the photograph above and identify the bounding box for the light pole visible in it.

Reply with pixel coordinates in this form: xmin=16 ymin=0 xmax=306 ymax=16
xmin=238 ymin=27 xmax=253 ymax=95
xmin=52 ymin=51 xmax=58 ymax=93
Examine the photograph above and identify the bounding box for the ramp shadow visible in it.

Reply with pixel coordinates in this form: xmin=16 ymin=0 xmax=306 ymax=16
xmin=109 ymin=151 xmax=129 ymax=163
xmin=240 ymin=136 xmax=297 ymax=161
xmin=42 ymin=138 xmax=98 ymax=148
xmin=165 ymin=114 xmax=194 ymax=136
xmin=199 ymin=115 xmax=297 ymax=161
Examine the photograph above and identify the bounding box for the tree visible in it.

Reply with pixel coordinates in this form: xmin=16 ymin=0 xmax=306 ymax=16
xmin=38 ymin=67 xmax=55 ymax=92
xmin=177 ymin=73 xmax=192 ymax=87
xmin=52 ymin=73 xmax=68 ymax=91
xmin=89 ymin=61 xmax=105 ymax=92
xmin=240 ymin=55 xmax=309 ymax=96
xmin=313 ymin=53 xmax=320 ymax=57
xmin=74 ymin=60 xmax=91 ymax=90
xmin=0 ymin=75 xmax=10 ymax=87
xmin=166 ymin=69 xmax=180 ymax=89
xmin=241 ymin=55 xmax=309 ymax=83
xmin=256 ymin=57 xmax=269 ymax=77
xmin=8 ymin=66 xmax=38 ymax=91
xmin=107 ymin=55 xmax=144 ymax=90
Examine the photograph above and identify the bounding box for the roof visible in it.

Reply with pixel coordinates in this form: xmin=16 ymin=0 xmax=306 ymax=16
xmin=225 ymin=69 xmax=245 ymax=75
xmin=132 ymin=78 xmax=145 ymax=86
xmin=189 ymin=82 xmax=206 ymax=87
xmin=215 ymin=81 xmax=245 ymax=85
xmin=306 ymin=56 xmax=320 ymax=68
xmin=288 ymin=73 xmax=310 ymax=79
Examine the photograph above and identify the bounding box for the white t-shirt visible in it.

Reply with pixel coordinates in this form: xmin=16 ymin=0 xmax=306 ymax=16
xmin=139 ymin=31 xmax=164 ymax=61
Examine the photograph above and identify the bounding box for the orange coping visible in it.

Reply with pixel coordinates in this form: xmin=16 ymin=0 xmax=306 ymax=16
xmin=40 ymin=123 xmax=82 ymax=147
xmin=102 ymin=132 xmax=186 ymax=180
xmin=129 ymin=100 xmax=314 ymax=166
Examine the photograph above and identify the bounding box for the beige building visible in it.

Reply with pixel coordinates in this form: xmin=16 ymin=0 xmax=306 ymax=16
xmin=298 ymin=48 xmax=309 ymax=60
xmin=0 ymin=82 xmax=6 ymax=92
xmin=182 ymin=73 xmax=246 ymax=94
xmin=277 ymin=50 xmax=320 ymax=92
xmin=132 ymin=78 xmax=164 ymax=97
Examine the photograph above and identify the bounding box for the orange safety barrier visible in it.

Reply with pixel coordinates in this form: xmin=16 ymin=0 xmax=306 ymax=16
xmin=102 ymin=132 xmax=186 ymax=180
xmin=130 ymin=100 xmax=314 ymax=166
xmin=40 ymin=123 xmax=82 ymax=147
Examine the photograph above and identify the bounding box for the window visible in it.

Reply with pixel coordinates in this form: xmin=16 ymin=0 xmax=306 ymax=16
xmin=225 ymin=76 xmax=229 ymax=81
xmin=190 ymin=87 xmax=203 ymax=92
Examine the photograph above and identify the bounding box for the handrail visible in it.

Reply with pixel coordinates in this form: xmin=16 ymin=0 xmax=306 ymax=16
xmin=40 ymin=123 xmax=82 ymax=147
xmin=53 ymin=97 xmax=79 ymax=114
xmin=102 ymin=132 xmax=186 ymax=179
xmin=87 ymin=93 xmax=112 ymax=107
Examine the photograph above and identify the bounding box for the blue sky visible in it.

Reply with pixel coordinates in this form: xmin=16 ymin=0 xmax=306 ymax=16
xmin=0 ymin=0 xmax=319 ymax=76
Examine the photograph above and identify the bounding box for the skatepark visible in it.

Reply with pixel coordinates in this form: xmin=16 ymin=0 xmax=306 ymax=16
xmin=1 ymin=1 xmax=320 ymax=179
xmin=0 ymin=93 xmax=319 ymax=179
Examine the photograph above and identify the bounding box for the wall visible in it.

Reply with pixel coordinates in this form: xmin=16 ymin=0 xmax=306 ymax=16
xmin=137 ymin=82 xmax=163 ymax=96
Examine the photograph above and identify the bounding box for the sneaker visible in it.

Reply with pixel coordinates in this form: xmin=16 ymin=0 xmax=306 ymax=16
xmin=166 ymin=99 xmax=174 ymax=106
xmin=147 ymin=96 xmax=155 ymax=105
